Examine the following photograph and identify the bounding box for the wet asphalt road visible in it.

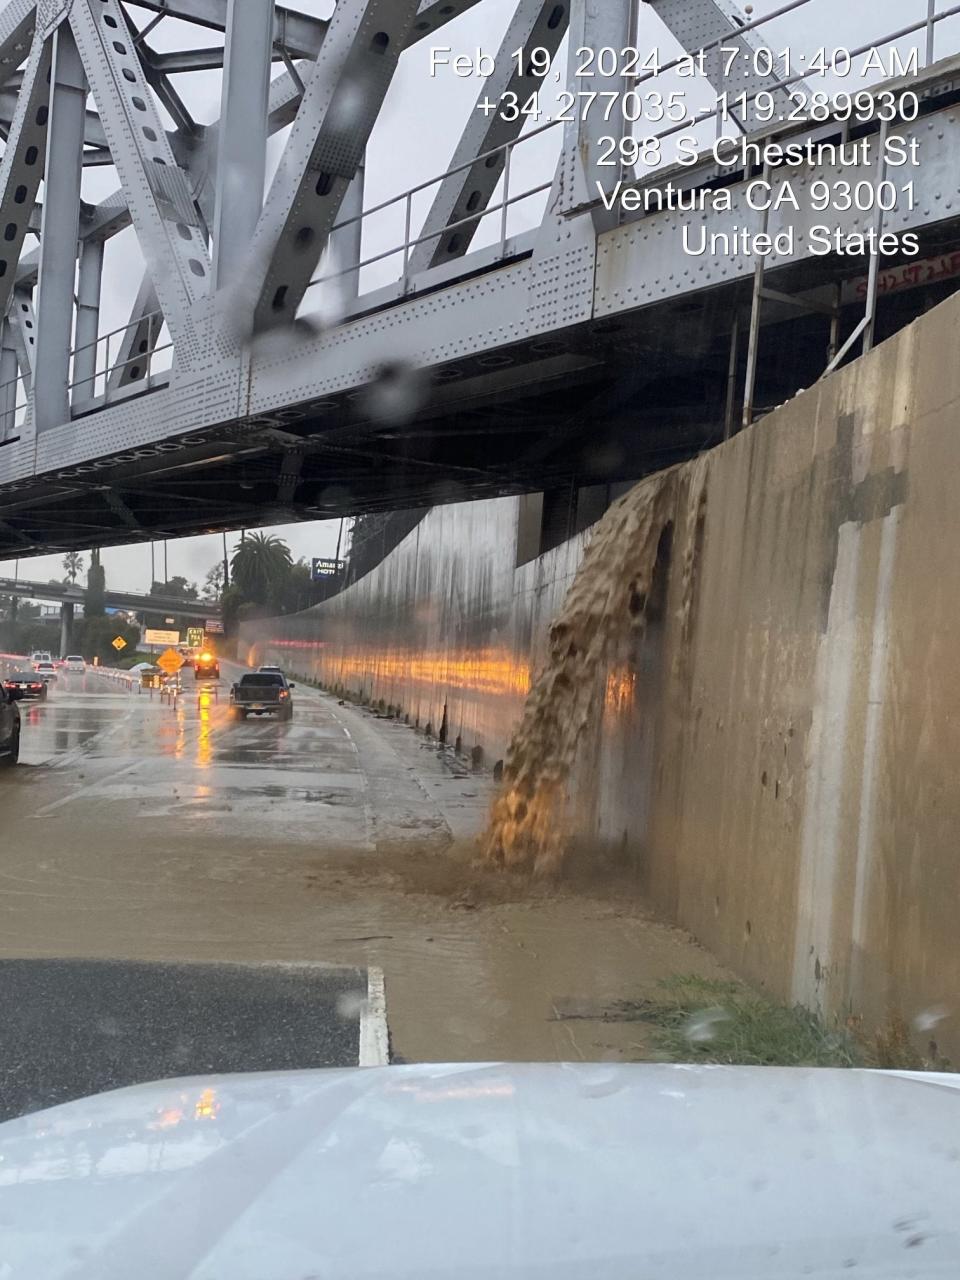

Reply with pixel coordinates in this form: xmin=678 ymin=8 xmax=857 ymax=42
xmin=0 ymin=660 xmax=734 ymax=1070
xmin=0 ymin=957 xmax=367 ymax=1122
xmin=0 ymin=663 xmax=421 ymax=1117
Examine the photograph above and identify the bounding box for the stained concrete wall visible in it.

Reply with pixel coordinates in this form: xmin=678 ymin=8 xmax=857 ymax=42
xmin=241 ymin=288 xmax=960 ymax=1056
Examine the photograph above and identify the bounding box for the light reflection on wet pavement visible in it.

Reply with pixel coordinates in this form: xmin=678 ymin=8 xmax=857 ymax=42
xmin=14 ymin=668 xmax=373 ymax=846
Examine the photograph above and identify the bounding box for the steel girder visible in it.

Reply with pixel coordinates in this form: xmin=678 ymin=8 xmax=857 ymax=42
xmin=69 ymin=0 xmax=211 ymax=354
xmin=243 ymin=0 xmax=422 ymax=333
xmin=407 ymin=0 xmax=569 ymax=275
xmin=644 ymin=0 xmax=799 ymax=126
xmin=128 ymin=0 xmax=487 ymax=59
xmin=107 ymin=272 xmax=161 ymax=395
xmin=0 ymin=0 xmax=915 ymax=545
xmin=0 ymin=86 xmax=108 ymax=145
xmin=212 ymin=0 xmax=274 ymax=290
xmin=553 ymin=0 xmax=635 ymax=231
xmin=0 ymin=0 xmax=34 ymax=87
xmin=34 ymin=21 xmax=86 ymax=430
xmin=3 ymin=0 xmax=496 ymax=330
xmin=0 ymin=32 xmax=51 ymax=321
xmin=73 ymin=237 xmax=104 ymax=401
xmin=130 ymin=0 xmax=328 ymax=61
xmin=17 ymin=188 xmax=129 ymax=288
xmin=0 ymin=318 xmax=16 ymax=437
xmin=8 ymin=287 xmax=34 ymax=389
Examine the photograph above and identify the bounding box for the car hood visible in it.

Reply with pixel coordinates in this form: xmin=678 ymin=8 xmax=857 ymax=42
xmin=0 ymin=1062 xmax=957 ymax=1279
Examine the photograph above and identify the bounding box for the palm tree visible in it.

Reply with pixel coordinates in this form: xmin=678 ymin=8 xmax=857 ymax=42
xmin=230 ymin=532 xmax=293 ymax=606
xmin=62 ymin=551 xmax=84 ymax=584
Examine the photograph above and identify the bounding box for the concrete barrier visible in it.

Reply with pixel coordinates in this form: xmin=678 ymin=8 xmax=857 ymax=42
xmin=242 ymin=286 xmax=960 ymax=1060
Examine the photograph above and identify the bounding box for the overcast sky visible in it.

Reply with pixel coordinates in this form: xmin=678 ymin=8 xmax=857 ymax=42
xmin=0 ymin=0 xmax=946 ymax=594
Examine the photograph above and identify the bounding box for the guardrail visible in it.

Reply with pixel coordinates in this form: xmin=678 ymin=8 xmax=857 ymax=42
xmin=92 ymin=665 xmax=142 ymax=693
xmin=68 ymin=309 xmax=172 ymax=408
xmin=302 ymin=0 xmax=958 ymax=303
xmin=304 ymin=117 xmax=560 ymax=299
xmin=0 ymin=369 xmax=31 ymax=446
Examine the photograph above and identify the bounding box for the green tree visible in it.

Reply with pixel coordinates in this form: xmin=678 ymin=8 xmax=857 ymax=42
xmin=150 ymin=575 xmax=198 ymax=599
xmin=76 ymin=615 xmax=140 ymax=664
xmin=204 ymin=561 xmax=225 ymax=599
xmin=230 ymin=533 xmax=293 ymax=607
xmin=273 ymin=558 xmax=326 ymax=614
xmin=62 ymin=551 xmax=84 ymax=584
xmin=85 ymin=548 xmax=105 ymax=618
xmin=220 ymin=584 xmax=248 ymax=638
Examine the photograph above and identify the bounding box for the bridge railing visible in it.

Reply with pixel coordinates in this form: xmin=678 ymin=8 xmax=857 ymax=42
xmin=304 ymin=117 xmax=563 ymax=303
xmin=302 ymin=0 xmax=956 ymax=306
xmin=67 ymin=309 xmax=172 ymax=409
xmin=595 ymin=0 xmax=960 ymax=431
xmin=0 ymin=369 xmax=31 ymax=446
xmin=621 ymin=0 xmax=960 ymax=176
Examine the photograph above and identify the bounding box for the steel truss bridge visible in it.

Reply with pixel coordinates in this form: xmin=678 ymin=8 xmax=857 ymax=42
xmin=0 ymin=0 xmax=960 ymax=559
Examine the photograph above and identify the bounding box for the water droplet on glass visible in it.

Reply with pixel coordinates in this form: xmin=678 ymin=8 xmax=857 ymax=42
xmin=913 ymin=1005 xmax=949 ymax=1032
xmin=336 ymin=991 xmax=365 ymax=1020
xmin=361 ymin=360 xmax=426 ymax=426
xmin=684 ymin=1007 xmax=730 ymax=1043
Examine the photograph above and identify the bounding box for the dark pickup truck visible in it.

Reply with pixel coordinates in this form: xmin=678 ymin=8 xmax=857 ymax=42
xmin=230 ymin=671 xmax=295 ymax=720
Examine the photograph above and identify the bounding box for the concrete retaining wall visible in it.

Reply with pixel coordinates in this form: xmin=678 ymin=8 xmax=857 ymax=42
xmin=242 ymin=288 xmax=960 ymax=1056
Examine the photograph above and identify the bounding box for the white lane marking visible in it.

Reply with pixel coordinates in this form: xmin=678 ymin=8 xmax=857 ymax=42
xmin=47 ymin=701 xmax=141 ymax=770
xmin=32 ymin=758 xmax=145 ymax=816
xmin=32 ymin=698 xmax=240 ymax=816
xmin=359 ymin=966 xmax=389 ymax=1067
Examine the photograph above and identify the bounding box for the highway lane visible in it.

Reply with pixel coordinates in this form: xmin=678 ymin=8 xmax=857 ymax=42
xmin=0 ymin=660 xmax=734 ymax=1077
xmin=0 ymin=957 xmax=372 ymax=1122
xmin=0 ymin=665 xmax=406 ymax=1116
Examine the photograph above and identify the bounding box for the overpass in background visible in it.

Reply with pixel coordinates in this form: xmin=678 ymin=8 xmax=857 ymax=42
xmin=0 ymin=577 xmax=221 ymax=622
xmin=0 ymin=0 xmax=959 ymax=556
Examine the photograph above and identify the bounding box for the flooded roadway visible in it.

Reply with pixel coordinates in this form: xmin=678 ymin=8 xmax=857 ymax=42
xmin=0 ymin=662 xmax=731 ymax=1069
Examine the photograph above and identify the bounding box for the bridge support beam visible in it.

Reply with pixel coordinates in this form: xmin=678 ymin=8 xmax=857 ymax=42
xmin=562 ymin=0 xmax=635 ymax=232
xmin=73 ymin=238 xmax=104 ymax=406
xmin=644 ymin=0 xmax=797 ymax=128
xmin=34 ymin=24 xmax=86 ymax=433
xmin=246 ymin=0 xmax=422 ymax=332
xmin=213 ymin=0 xmax=275 ymax=291
xmin=59 ymin=602 xmax=75 ymax=659
xmin=329 ymin=159 xmax=365 ymax=302
xmin=0 ymin=318 xmax=17 ymax=440
xmin=406 ymin=0 xmax=569 ymax=275
xmin=107 ymin=273 xmax=162 ymax=396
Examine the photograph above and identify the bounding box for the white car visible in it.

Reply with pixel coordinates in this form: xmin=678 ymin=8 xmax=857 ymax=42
xmin=34 ymin=660 xmax=58 ymax=684
xmin=0 ymin=1063 xmax=958 ymax=1275
xmin=63 ymin=654 xmax=86 ymax=673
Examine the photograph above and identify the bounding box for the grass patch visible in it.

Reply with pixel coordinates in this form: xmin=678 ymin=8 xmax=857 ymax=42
xmin=628 ymin=974 xmax=863 ymax=1068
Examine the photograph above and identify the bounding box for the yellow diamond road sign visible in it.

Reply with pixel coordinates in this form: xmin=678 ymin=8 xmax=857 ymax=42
xmin=156 ymin=647 xmax=185 ymax=676
xmin=112 ymin=636 xmax=127 ymax=651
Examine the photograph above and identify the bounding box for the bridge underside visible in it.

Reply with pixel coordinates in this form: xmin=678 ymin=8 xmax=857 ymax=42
xmin=1 ymin=219 xmax=957 ymax=561
xmin=1 ymin=0 xmax=959 ymax=558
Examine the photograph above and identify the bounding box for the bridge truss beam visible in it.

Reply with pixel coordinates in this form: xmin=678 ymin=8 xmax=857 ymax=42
xmin=0 ymin=0 xmax=954 ymax=564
